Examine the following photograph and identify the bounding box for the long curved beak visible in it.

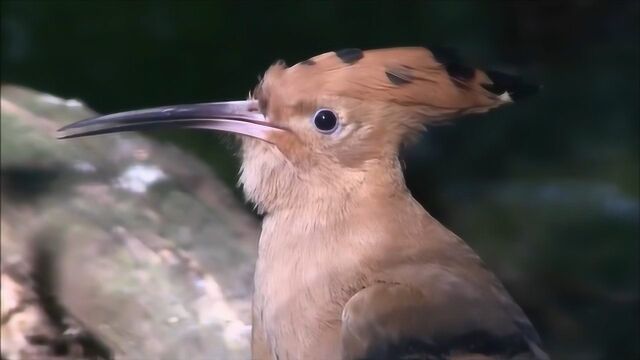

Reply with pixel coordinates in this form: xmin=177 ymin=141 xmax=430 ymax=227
xmin=57 ymin=100 xmax=283 ymax=143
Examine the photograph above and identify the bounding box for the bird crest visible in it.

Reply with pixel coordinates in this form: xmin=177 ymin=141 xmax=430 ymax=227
xmin=254 ymin=47 xmax=537 ymax=125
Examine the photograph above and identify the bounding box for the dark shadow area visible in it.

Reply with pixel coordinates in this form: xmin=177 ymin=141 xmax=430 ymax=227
xmin=31 ymin=233 xmax=113 ymax=360
xmin=0 ymin=166 xmax=60 ymax=203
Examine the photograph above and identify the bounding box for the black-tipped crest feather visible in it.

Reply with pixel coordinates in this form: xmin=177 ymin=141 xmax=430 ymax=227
xmin=483 ymin=70 xmax=540 ymax=101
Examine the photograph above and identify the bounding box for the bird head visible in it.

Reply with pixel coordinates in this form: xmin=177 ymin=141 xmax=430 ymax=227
xmin=58 ymin=47 xmax=537 ymax=213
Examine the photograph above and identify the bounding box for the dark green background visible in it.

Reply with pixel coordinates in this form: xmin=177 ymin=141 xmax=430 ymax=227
xmin=2 ymin=1 xmax=638 ymax=359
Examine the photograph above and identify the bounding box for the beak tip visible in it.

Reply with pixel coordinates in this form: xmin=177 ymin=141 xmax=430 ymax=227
xmin=56 ymin=126 xmax=73 ymax=139
xmin=56 ymin=128 xmax=82 ymax=139
xmin=57 ymin=124 xmax=73 ymax=132
xmin=56 ymin=133 xmax=70 ymax=140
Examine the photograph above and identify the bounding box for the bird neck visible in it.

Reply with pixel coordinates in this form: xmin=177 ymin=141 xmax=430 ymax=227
xmin=239 ymin=140 xmax=409 ymax=229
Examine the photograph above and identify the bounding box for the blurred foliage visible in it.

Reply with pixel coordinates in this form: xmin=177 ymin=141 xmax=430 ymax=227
xmin=1 ymin=1 xmax=638 ymax=359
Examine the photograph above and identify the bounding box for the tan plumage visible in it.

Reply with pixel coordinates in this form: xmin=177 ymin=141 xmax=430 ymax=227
xmin=57 ymin=46 xmax=545 ymax=360
xmin=245 ymin=47 xmax=546 ymax=360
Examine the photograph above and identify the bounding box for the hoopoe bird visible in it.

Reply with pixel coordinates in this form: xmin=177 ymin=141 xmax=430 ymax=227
xmin=59 ymin=47 xmax=547 ymax=360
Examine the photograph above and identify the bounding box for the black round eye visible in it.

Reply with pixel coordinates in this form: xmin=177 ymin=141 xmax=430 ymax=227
xmin=312 ymin=109 xmax=339 ymax=133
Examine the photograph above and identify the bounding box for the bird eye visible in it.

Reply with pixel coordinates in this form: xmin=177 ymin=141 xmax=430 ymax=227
xmin=312 ymin=109 xmax=339 ymax=133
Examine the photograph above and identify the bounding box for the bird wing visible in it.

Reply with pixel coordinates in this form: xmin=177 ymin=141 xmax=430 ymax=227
xmin=340 ymin=274 xmax=548 ymax=360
